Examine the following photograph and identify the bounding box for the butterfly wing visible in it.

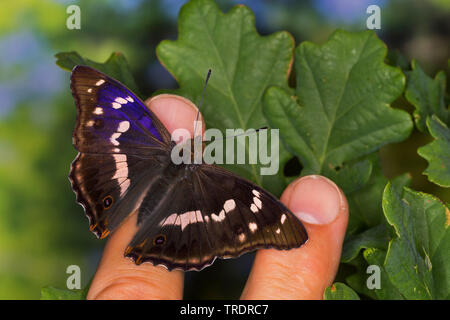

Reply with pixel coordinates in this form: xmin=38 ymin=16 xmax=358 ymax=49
xmin=125 ymin=164 xmax=308 ymax=271
xmin=70 ymin=65 xmax=172 ymax=238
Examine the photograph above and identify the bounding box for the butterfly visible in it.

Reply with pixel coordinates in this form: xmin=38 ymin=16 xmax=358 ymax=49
xmin=69 ymin=65 xmax=308 ymax=271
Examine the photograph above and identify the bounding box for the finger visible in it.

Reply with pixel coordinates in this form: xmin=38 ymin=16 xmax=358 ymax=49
xmin=87 ymin=94 xmax=203 ymax=300
xmin=147 ymin=94 xmax=204 ymax=134
xmin=241 ymin=175 xmax=349 ymax=300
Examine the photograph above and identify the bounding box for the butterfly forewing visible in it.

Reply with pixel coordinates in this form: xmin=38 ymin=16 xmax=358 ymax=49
xmin=70 ymin=66 xmax=172 ymax=237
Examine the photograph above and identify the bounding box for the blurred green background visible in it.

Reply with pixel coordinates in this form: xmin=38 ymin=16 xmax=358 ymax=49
xmin=0 ymin=0 xmax=448 ymax=299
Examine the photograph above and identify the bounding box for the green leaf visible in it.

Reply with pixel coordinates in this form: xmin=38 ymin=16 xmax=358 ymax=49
xmin=324 ymin=282 xmax=360 ymax=300
xmin=345 ymin=274 xmax=376 ymax=299
xmin=263 ymin=30 xmax=413 ymax=176
xmin=41 ymin=286 xmax=88 ymax=300
xmin=55 ymin=51 xmax=141 ymax=96
xmin=363 ymin=248 xmax=404 ymax=299
xmin=418 ymin=116 xmax=450 ymax=187
xmin=382 ymin=183 xmax=450 ymax=299
xmin=391 ymin=172 xmax=412 ymax=193
xmin=386 ymin=49 xmax=410 ymax=71
xmin=343 ymin=253 xmax=378 ymax=299
xmin=322 ymin=157 xmax=372 ymax=194
xmin=342 ymin=167 xmax=411 ymax=262
xmin=345 ymin=153 xmax=387 ymax=233
xmin=405 ymin=60 xmax=448 ymax=132
xmin=342 ymin=224 xmax=389 ymax=263
xmin=402 ymin=188 xmax=450 ymax=299
xmin=156 ymin=0 xmax=294 ymax=193
xmin=345 ymin=266 xmax=379 ymax=299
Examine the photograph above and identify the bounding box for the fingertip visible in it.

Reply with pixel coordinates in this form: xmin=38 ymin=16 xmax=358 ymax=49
xmin=283 ymin=175 xmax=347 ymax=226
xmin=145 ymin=94 xmax=204 ymax=135
xmin=87 ymin=214 xmax=184 ymax=300
xmin=242 ymin=175 xmax=348 ymax=300
xmin=283 ymin=175 xmax=348 ymax=273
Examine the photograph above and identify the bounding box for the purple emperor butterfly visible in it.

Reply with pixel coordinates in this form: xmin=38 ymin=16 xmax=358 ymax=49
xmin=69 ymin=65 xmax=308 ymax=271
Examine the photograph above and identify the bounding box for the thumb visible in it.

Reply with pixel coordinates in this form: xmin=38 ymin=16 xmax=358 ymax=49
xmin=241 ymin=175 xmax=348 ymax=300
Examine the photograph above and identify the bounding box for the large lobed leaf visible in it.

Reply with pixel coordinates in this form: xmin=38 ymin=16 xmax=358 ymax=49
xmin=263 ymin=30 xmax=413 ymax=176
xmin=156 ymin=0 xmax=294 ymax=194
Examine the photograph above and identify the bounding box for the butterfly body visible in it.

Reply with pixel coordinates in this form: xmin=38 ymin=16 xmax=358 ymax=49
xmin=70 ymin=65 xmax=308 ymax=271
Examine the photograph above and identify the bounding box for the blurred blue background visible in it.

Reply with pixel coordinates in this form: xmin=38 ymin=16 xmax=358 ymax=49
xmin=0 ymin=0 xmax=448 ymax=299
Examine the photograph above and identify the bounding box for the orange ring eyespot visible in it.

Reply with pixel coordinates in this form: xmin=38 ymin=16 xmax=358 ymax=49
xmin=102 ymin=195 xmax=113 ymax=209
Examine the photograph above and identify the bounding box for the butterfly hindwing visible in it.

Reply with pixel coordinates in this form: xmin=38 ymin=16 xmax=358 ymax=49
xmin=124 ymin=164 xmax=308 ymax=271
xmin=196 ymin=165 xmax=308 ymax=258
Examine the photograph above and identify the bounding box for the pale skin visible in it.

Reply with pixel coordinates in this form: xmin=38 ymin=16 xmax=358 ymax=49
xmin=87 ymin=94 xmax=349 ymax=300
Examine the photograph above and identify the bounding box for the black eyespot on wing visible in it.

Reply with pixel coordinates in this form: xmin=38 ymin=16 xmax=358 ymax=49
xmin=154 ymin=234 xmax=166 ymax=246
xmin=70 ymin=152 xmax=166 ymax=240
xmin=103 ymin=195 xmax=113 ymax=209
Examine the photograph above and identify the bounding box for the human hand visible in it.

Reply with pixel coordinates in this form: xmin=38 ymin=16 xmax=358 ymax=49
xmin=86 ymin=94 xmax=349 ymax=300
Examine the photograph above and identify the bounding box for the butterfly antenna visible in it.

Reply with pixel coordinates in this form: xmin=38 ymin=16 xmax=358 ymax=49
xmin=194 ymin=69 xmax=211 ymax=137
xmin=232 ymin=126 xmax=268 ymax=138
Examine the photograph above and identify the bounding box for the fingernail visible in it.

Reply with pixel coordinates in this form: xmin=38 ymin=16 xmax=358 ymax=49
xmin=288 ymin=175 xmax=344 ymax=225
xmin=146 ymin=94 xmax=199 ymax=114
xmin=145 ymin=94 xmax=203 ymax=135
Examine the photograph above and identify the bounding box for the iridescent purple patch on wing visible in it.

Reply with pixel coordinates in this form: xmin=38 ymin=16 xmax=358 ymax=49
xmin=96 ymin=83 xmax=163 ymax=142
